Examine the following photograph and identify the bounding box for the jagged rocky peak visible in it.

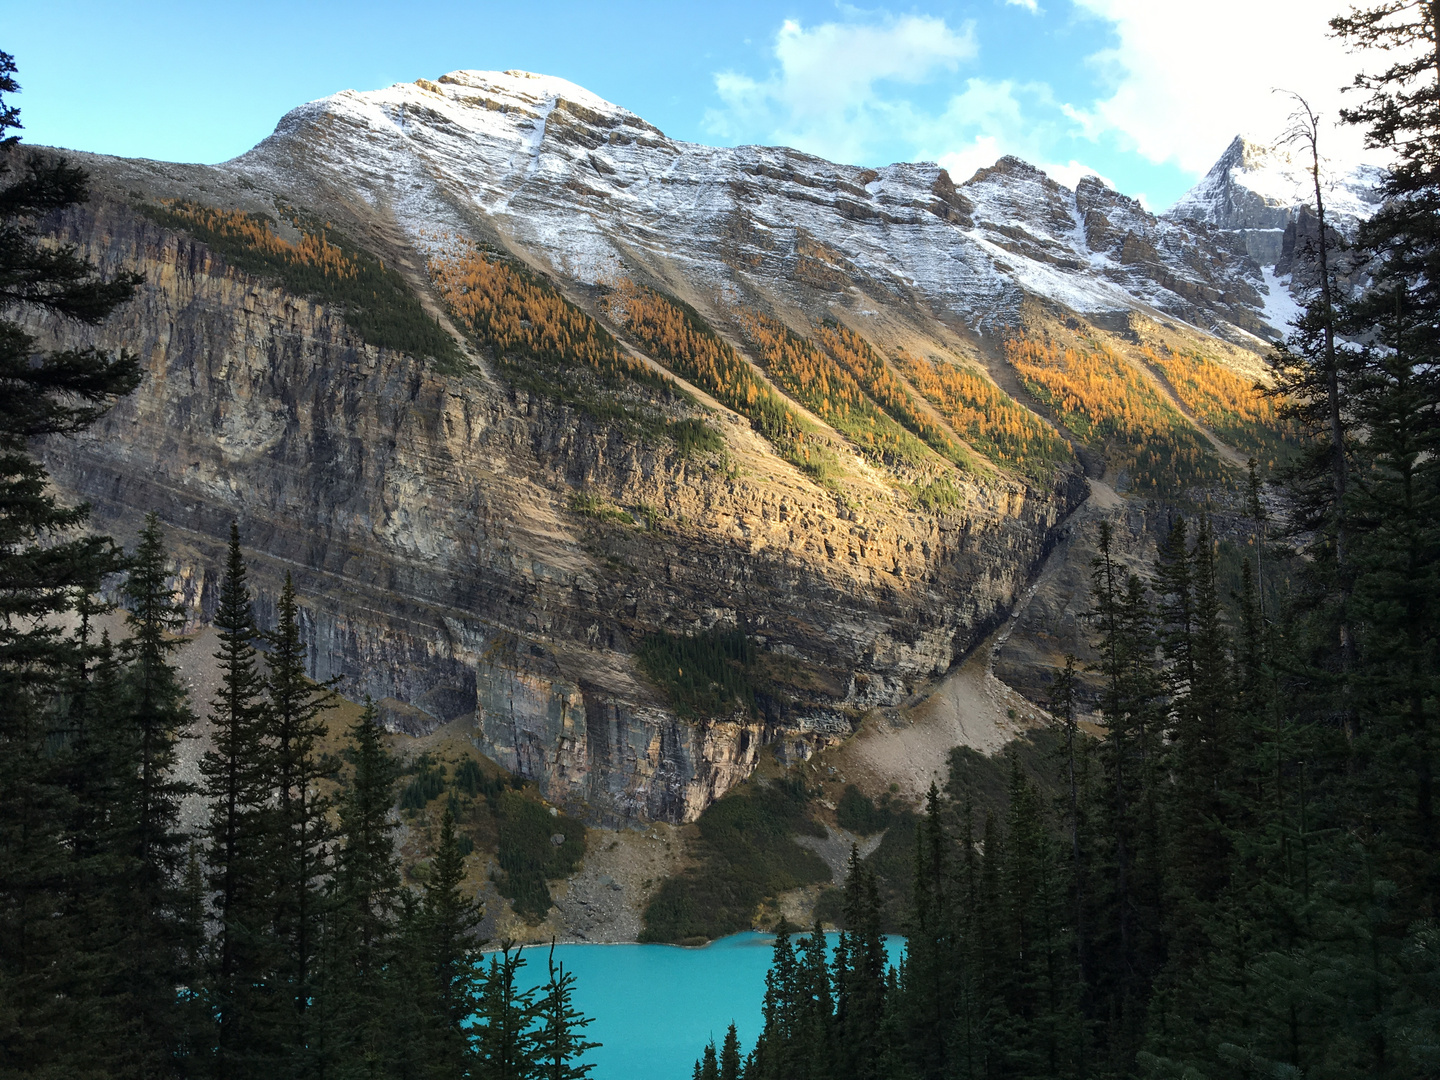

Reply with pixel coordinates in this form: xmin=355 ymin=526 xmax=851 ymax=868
xmin=1168 ymin=134 xmax=1384 ymax=265
xmin=962 ymin=154 xmax=1079 ymax=241
xmin=226 ymin=69 xmax=1292 ymax=340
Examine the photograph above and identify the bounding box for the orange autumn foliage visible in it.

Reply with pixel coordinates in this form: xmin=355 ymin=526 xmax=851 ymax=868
xmin=1005 ymin=335 xmax=1222 ymax=491
xmin=605 ymin=281 xmax=823 ymax=471
xmin=738 ymin=313 xmax=937 ymax=471
xmin=812 ymin=326 xmax=968 ymax=466
xmin=156 ymin=202 xmax=358 ymax=281
xmin=1139 ymin=346 xmax=1299 ymax=464
xmin=893 ymin=350 xmax=1070 ymax=476
xmin=427 ymin=236 xmax=649 ymax=383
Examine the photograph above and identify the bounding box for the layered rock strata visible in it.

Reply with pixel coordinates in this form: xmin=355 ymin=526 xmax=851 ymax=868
xmin=30 ymin=196 xmax=1079 ymax=825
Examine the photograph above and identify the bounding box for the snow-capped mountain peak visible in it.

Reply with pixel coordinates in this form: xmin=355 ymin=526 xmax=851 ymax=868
xmin=1168 ymin=134 xmax=1384 ymax=263
xmin=229 ymin=73 xmax=1390 ymax=345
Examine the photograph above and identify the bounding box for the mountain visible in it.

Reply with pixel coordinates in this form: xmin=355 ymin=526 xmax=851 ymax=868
xmin=23 ymin=70 xmax=1357 ymax=825
xmin=232 ymin=70 xmax=1278 ymax=341
xmin=1168 ymin=134 xmax=1383 ymax=264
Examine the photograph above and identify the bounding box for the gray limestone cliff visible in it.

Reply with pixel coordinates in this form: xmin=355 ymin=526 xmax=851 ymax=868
xmin=27 ymin=192 xmax=1080 ymax=826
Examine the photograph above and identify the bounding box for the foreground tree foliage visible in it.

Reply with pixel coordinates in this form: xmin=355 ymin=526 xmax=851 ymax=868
xmin=0 ymin=46 xmax=146 ymax=1079
xmin=707 ymin=486 xmax=1435 ymax=1077
xmin=698 ymin=13 xmax=1440 ymax=1074
xmin=0 ymin=57 xmax=600 ymax=1079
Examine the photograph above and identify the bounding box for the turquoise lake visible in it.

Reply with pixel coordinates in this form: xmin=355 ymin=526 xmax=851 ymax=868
xmin=510 ymin=932 xmax=905 ymax=1080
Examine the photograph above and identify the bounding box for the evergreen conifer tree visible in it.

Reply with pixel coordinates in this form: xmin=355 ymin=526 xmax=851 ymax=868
xmin=472 ymin=945 xmax=540 ymax=1080
xmin=264 ymin=571 xmax=337 ymax=1067
xmin=200 ymin=524 xmax=278 ymax=1074
xmin=749 ymin=918 xmax=797 ymax=1080
xmin=793 ymin=923 xmax=833 ymax=1080
xmin=533 ymin=942 xmax=599 ymax=1080
xmin=0 ymin=50 xmax=142 ymax=1074
xmin=1088 ymin=520 xmax=1166 ymax=1069
xmin=717 ymin=1023 xmax=742 ymax=1080
xmin=411 ymin=806 xmax=487 ymax=1077
xmin=699 ymin=1040 xmax=719 ymax=1080
xmin=324 ymin=696 xmax=404 ymax=1077
xmin=112 ymin=514 xmax=197 ymax=1074
xmin=899 ymin=785 xmax=950 ymax=1079
xmin=835 ymin=854 xmax=886 ymax=1080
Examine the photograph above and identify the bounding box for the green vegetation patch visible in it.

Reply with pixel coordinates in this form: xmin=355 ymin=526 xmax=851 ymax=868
xmin=451 ymin=757 xmax=490 ymax=798
xmin=635 ymin=626 xmax=758 ymax=719
xmin=669 ymin=417 xmax=724 ymax=457
xmin=570 ymin=492 xmax=636 ymax=526
xmin=910 ymin=476 xmax=964 ymax=513
xmin=819 ymin=733 xmax=1067 ymax=933
xmin=811 ymin=786 xmax=917 ymax=932
xmin=835 ymin=785 xmax=904 ymax=835
xmin=641 ymin=778 xmax=830 ymax=943
xmin=399 ymin=754 xmax=448 ymax=810
xmin=945 ymin=728 xmax=1065 ymax=821
xmin=396 ymin=751 xmax=582 ymax=921
xmin=141 ymin=200 xmax=466 ymax=371
xmin=493 ymin=790 xmax=586 ymax=921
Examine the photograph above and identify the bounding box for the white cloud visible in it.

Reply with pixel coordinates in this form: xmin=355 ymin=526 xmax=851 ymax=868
xmin=937 ymin=136 xmax=1006 ymax=183
xmin=1039 ymin=160 xmax=1118 ymax=192
xmin=706 ymin=14 xmax=976 ymax=164
xmin=1070 ymin=0 xmax=1372 ymax=176
xmin=922 ymin=78 xmax=1070 ymax=180
xmin=1004 ymin=0 xmax=1041 ymax=12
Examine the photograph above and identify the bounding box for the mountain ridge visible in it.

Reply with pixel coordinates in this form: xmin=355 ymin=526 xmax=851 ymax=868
xmin=20 ymin=68 xmax=1358 ymax=824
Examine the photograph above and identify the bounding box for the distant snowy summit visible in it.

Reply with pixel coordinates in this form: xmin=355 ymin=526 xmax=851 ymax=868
xmin=1167 ymin=135 xmax=1384 ymax=266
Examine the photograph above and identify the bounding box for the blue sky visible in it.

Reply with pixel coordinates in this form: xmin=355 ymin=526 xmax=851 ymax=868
xmin=3 ymin=0 xmax=1362 ymax=210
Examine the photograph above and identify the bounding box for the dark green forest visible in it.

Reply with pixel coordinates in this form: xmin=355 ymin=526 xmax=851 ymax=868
xmin=689 ymin=6 xmax=1440 ymax=1078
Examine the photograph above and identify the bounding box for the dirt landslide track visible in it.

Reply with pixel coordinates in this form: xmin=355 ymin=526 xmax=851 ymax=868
xmin=823 ymin=482 xmax=1125 ymax=805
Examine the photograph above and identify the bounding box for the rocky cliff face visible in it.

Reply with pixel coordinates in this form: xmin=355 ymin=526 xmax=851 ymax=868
xmin=25 ymin=70 xmax=1350 ymax=825
xmin=29 ymin=192 xmax=1078 ymax=825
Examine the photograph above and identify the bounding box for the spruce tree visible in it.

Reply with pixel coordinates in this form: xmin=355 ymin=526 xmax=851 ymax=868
xmin=0 ymin=50 xmax=141 ymax=1075
xmin=699 ymin=1040 xmax=719 ymax=1080
xmin=414 ymin=806 xmax=487 ymax=1078
xmin=1000 ymin=756 xmax=1076 ymax=1078
xmin=264 ymin=571 xmax=336 ymax=1067
xmin=200 ymin=524 xmax=277 ymax=1075
xmin=533 ymin=943 xmax=599 ymax=1080
xmin=471 ymin=945 xmax=540 ymax=1080
xmin=793 ymin=924 xmax=834 ymax=1080
xmin=749 ymin=918 xmax=797 ymax=1080
xmin=835 ymin=856 xmax=886 ymax=1080
xmin=324 ymin=696 xmax=404 ymax=1077
xmin=112 ymin=514 xmax=197 ymax=1075
xmin=1047 ymin=654 xmax=1091 ymax=1005
xmin=717 ymin=1023 xmax=742 ymax=1080
xmin=1088 ymin=520 xmax=1166 ymax=1071
xmin=898 ymin=787 xmax=949 ymax=1079
xmin=56 ymin=624 xmax=137 ymax=1075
